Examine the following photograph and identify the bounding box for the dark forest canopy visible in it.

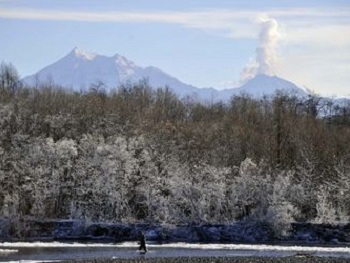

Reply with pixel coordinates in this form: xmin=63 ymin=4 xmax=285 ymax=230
xmin=1 ymin=62 xmax=350 ymax=238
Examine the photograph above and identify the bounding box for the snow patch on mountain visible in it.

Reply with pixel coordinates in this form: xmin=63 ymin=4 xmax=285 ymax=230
xmin=73 ymin=47 xmax=97 ymax=61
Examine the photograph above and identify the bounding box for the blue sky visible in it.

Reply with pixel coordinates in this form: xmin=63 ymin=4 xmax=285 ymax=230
xmin=1 ymin=0 xmax=350 ymax=97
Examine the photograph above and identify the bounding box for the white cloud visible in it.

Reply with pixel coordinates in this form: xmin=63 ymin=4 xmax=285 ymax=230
xmin=0 ymin=8 xmax=255 ymax=40
xmin=285 ymin=24 xmax=350 ymax=48
xmin=0 ymin=8 xmax=258 ymax=38
xmin=1 ymin=7 xmax=349 ymax=42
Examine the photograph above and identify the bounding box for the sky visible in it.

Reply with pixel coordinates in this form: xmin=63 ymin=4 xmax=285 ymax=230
xmin=0 ymin=0 xmax=350 ymax=97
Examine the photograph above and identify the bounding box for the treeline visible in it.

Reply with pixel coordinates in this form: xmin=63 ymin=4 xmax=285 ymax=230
xmin=1 ymin=62 xmax=350 ymax=238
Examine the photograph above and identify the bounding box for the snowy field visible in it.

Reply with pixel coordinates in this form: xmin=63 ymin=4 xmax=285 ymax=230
xmin=1 ymin=242 xmax=350 ymax=262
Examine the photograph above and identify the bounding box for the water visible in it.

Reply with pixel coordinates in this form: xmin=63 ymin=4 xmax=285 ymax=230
xmin=1 ymin=242 xmax=350 ymax=262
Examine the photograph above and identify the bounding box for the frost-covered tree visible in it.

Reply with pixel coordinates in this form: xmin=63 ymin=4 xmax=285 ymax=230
xmin=314 ymin=186 xmax=349 ymax=225
xmin=0 ymin=62 xmax=20 ymax=97
xmin=229 ymin=159 xmax=300 ymax=237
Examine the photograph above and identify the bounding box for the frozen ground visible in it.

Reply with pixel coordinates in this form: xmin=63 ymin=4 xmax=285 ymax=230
xmin=1 ymin=242 xmax=350 ymax=262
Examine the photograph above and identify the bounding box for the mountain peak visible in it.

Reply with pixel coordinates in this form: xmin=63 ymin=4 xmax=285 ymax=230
xmin=70 ymin=47 xmax=97 ymax=61
xmin=245 ymin=74 xmax=283 ymax=83
xmin=238 ymin=73 xmax=308 ymax=97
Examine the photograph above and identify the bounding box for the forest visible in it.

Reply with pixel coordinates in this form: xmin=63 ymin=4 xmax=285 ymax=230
xmin=1 ymin=62 xmax=350 ymax=239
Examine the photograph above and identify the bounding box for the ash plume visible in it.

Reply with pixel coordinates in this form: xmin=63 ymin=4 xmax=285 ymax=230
xmin=240 ymin=15 xmax=281 ymax=84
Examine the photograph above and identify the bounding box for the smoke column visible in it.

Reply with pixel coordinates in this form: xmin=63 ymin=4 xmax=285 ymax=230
xmin=240 ymin=15 xmax=281 ymax=84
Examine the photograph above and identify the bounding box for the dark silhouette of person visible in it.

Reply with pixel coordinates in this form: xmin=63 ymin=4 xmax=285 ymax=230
xmin=138 ymin=231 xmax=147 ymax=252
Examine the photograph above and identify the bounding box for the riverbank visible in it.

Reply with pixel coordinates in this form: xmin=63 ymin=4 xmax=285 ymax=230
xmin=61 ymin=256 xmax=350 ymax=263
xmin=3 ymin=219 xmax=350 ymax=245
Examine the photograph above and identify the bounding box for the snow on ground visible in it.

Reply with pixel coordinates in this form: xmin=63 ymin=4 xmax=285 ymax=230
xmin=5 ymin=261 xmax=60 ymax=263
xmin=0 ymin=241 xmax=117 ymax=248
xmin=148 ymin=243 xmax=350 ymax=254
xmin=1 ymin=242 xmax=350 ymax=254
xmin=0 ymin=248 xmax=18 ymax=254
xmin=6 ymin=260 xmax=60 ymax=263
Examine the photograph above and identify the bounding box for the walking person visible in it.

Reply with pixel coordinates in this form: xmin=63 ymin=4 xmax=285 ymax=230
xmin=138 ymin=231 xmax=147 ymax=253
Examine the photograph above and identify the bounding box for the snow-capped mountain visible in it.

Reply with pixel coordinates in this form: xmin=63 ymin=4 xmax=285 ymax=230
xmin=22 ymin=48 xmax=308 ymax=102
xmin=22 ymin=47 xmax=201 ymax=97
xmin=231 ymin=74 xmax=308 ymax=98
